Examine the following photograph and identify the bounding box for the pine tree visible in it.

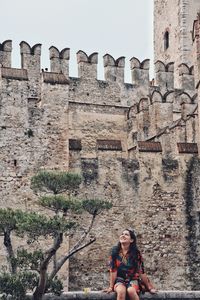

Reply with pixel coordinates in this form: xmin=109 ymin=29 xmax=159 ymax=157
xmin=0 ymin=171 xmax=112 ymax=300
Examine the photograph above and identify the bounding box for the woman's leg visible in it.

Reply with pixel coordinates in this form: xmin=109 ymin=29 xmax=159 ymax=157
xmin=127 ymin=286 xmax=140 ymax=300
xmin=114 ymin=284 xmax=127 ymax=300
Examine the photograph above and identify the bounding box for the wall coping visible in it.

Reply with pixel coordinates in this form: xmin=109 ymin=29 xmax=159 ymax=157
xmin=25 ymin=291 xmax=200 ymax=300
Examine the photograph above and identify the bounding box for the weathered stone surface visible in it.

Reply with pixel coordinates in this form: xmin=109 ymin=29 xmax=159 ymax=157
xmin=24 ymin=291 xmax=200 ymax=300
xmin=1 ymin=0 xmax=200 ymax=294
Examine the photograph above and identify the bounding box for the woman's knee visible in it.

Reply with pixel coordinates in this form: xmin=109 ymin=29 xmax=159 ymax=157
xmin=115 ymin=285 xmax=126 ymax=300
xmin=127 ymin=287 xmax=139 ymax=300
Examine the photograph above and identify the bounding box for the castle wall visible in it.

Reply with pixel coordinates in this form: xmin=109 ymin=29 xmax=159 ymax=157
xmin=0 ymin=31 xmax=200 ymax=293
xmin=68 ymin=135 xmax=197 ymax=290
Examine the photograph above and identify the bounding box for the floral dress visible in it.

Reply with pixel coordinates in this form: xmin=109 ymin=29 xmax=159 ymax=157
xmin=109 ymin=247 xmax=145 ymax=290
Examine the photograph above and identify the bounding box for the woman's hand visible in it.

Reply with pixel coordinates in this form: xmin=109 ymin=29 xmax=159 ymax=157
xmin=149 ymin=288 xmax=158 ymax=294
xmin=103 ymin=286 xmax=114 ymax=293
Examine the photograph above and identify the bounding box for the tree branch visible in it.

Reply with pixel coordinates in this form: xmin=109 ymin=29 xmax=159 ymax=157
xmin=71 ymin=213 xmax=96 ymax=252
xmin=49 ymin=237 xmax=96 ymax=281
xmin=48 ymin=213 xmax=96 ymax=279
xmin=33 ymin=233 xmax=63 ymax=300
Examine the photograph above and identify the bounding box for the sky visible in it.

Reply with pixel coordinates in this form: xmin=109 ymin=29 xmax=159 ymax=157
xmin=0 ymin=0 xmax=153 ymax=82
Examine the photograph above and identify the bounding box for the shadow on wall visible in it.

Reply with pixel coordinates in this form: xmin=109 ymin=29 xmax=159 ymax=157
xmin=185 ymin=156 xmax=200 ymax=290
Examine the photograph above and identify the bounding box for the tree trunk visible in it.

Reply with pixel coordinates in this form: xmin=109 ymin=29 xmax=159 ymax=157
xmin=4 ymin=230 xmax=17 ymax=273
xmin=33 ymin=233 xmax=63 ymax=300
xmin=33 ymin=267 xmax=47 ymax=300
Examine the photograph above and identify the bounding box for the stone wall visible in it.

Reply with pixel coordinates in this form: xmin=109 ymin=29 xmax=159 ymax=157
xmin=0 ymin=11 xmax=200 ymax=292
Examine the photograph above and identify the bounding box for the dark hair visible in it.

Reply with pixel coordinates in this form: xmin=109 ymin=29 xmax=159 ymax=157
xmin=111 ymin=229 xmax=139 ymax=270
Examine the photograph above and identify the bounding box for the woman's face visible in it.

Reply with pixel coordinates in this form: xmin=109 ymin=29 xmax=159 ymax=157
xmin=119 ymin=230 xmax=134 ymax=245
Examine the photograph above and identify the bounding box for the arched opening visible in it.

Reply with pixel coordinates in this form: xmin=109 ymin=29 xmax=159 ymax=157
xmin=164 ymin=31 xmax=169 ymax=50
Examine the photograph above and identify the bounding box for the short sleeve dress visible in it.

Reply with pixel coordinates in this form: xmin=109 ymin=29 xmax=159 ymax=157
xmin=109 ymin=246 xmax=145 ymax=291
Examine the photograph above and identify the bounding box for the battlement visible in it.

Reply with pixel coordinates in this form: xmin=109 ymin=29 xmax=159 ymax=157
xmin=0 ymin=40 xmax=198 ymax=129
xmin=127 ymin=88 xmax=198 ymax=144
xmin=0 ymin=40 xmax=198 ymax=95
xmin=77 ymin=50 xmax=98 ymax=79
xmin=154 ymin=61 xmax=174 ymax=89
xmin=130 ymin=57 xmax=150 ymax=85
xmin=103 ymin=54 xmax=125 ymax=82
xmin=0 ymin=40 xmax=12 ymax=67
xmin=49 ymin=46 xmax=70 ymax=78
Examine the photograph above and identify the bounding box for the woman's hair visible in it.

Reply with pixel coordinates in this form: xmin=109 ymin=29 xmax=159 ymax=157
xmin=111 ymin=229 xmax=139 ymax=269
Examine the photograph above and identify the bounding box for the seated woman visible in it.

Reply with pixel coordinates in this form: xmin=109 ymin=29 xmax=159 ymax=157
xmin=104 ymin=229 xmax=157 ymax=300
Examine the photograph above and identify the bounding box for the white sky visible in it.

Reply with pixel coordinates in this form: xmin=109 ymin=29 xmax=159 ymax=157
xmin=0 ymin=0 xmax=153 ymax=82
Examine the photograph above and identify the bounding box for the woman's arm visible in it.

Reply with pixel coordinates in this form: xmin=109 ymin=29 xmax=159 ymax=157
xmin=109 ymin=270 xmax=117 ymax=290
xmin=140 ymin=273 xmax=157 ymax=294
xmin=104 ymin=247 xmax=118 ymax=293
xmin=104 ymin=270 xmax=117 ymax=293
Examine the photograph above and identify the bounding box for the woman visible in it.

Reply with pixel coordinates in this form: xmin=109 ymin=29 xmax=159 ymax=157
xmin=104 ymin=229 xmax=157 ymax=300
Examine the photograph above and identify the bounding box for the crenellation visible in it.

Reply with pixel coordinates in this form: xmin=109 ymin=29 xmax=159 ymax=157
xmin=0 ymin=40 xmax=12 ymax=68
xmin=172 ymin=91 xmax=197 ymax=124
xmin=126 ymin=82 xmax=198 ymax=149
xmin=103 ymin=54 xmax=125 ymax=83
xmin=49 ymin=46 xmax=70 ymax=78
xmin=20 ymin=41 xmax=41 ymax=71
xmin=155 ymin=61 xmax=174 ymax=90
xmin=163 ymin=90 xmax=174 ymax=103
xmin=150 ymin=90 xmax=163 ymax=103
xmin=130 ymin=57 xmax=150 ymax=86
xmin=0 ymin=40 xmax=12 ymax=52
xmin=178 ymin=63 xmax=194 ymax=76
xmin=178 ymin=63 xmax=195 ymax=90
xmin=20 ymin=41 xmax=42 ymax=97
xmin=77 ymin=50 xmax=98 ymax=79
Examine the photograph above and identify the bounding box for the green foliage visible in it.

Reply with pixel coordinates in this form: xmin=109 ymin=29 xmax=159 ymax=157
xmin=0 ymin=208 xmax=74 ymax=239
xmin=0 ymin=272 xmax=38 ymax=300
xmin=16 ymin=211 xmax=76 ymax=241
xmin=31 ymin=171 xmax=82 ymax=194
xmin=39 ymin=195 xmax=82 ymax=213
xmin=12 ymin=249 xmax=44 ymax=271
xmin=46 ymin=276 xmax=63 ymax=296
xmin=0 ymin=209 xmax=23 ymax=234
xmin=82 ymin=198 xmax=112 ymax=215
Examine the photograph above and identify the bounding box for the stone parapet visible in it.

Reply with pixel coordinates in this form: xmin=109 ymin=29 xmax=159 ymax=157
xmin=24 ymin=291 xmax=200 ymax=300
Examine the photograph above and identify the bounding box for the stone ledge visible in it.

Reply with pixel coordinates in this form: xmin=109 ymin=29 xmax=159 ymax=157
xmin=25 ymin=291 xmax=200 ymax=300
